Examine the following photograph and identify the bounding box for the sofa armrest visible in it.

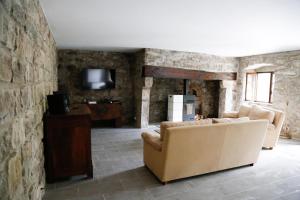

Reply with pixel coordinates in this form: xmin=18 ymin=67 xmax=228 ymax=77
xmin=141 ymin=132 xmax=162 ymax=151
xmin=223 ymin=111 xmax=239 ymax=118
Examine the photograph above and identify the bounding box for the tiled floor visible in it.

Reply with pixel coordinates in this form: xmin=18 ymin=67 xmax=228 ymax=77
xmin=44 ymin=127 xmax=300 ymax=200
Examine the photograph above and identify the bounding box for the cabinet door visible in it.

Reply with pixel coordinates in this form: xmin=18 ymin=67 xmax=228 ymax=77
xmin=46 ymin=119 xmax=91 ymax=179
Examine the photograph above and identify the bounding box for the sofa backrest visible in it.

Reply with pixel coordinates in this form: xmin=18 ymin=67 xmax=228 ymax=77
xmin=248 ymin=105 xmax=276 ymax=123
xmin=161 ymin=120 xmax=268 ymax=181
xmin=160 ymin=119 xmax=212 ymax=141
xmin=238 ymin=104 xmax=284 ymax=126
xmin=238 ymin=104 xmax=252 ymax=117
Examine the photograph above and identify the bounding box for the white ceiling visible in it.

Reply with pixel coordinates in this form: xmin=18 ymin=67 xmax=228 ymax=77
xmin=40 ymin=0 xmax=300 ymax=57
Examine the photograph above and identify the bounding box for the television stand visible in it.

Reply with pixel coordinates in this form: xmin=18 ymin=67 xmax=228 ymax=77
xmin=87 ymin=102 xmax=122 ymax=127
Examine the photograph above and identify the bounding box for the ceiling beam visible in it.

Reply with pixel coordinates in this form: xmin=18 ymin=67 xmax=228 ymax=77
xmin=142 ymin=65 xmax=237 ymax=80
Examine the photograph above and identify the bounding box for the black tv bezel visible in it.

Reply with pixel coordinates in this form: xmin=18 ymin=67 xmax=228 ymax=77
xmin=81 ymin=68 xmax=116 ymax=90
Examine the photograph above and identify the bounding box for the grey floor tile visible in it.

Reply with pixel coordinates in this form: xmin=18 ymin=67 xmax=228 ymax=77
xmin=43 ymin=127 xmax=300 ymax=200
xmin=103 ymin=190 xmax=154 ymax=200
xmin=278 ymin=191 xmax=300 ymax=200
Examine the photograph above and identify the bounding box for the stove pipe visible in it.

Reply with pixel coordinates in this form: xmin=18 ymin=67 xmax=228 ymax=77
xmin=183 ymin=79 xmax=190 ymax=95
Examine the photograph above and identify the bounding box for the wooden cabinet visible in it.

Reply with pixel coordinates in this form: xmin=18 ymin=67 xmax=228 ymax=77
xmin=87 ymin=102 xmax=122 ymax=127
xmin=44 ymin=104 xmax=93 ymax=183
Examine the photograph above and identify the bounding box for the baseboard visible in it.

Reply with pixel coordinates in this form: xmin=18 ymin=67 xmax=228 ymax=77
xmin=291 ymin=136 xmax=300 ymax=141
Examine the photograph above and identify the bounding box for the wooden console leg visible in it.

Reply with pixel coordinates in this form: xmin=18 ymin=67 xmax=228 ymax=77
xmin=87 ymin=161 xmax=93 ymax=178
xmin=114 ymin=117 xmax=122 ymax=128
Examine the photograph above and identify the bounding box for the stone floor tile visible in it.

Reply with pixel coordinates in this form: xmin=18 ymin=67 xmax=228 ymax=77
xmin=43 ymin=127 xmax=300 ymax=200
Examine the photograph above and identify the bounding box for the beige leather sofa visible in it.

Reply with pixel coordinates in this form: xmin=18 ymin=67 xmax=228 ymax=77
xmin=142 ymin=120 xmax=268 ymax=183
xmin=223 ymin=104 xmax=285 ymax=149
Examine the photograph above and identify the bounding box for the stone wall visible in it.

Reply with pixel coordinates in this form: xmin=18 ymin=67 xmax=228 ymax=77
xmin=149 ymin=79 xmax=220 ymax=123
xmin=0 ymin=0 xmax=57 ymax=199
xmin=130 ymin=50 xmax=149 ymax=128
xmin=149 ymin=78 xmax=183 ymax=123
xmin=133 ymin=48 xmax=239 ymax=127
xmin=144 ymin=48 xmax=238 ymax=72
xmin=189 ymin=80 xmax=220 ymax=118
xmin=236 ymin=51 xmax=300 ymax=139
xmin=58 ymin=50 xmax=134 ymax=124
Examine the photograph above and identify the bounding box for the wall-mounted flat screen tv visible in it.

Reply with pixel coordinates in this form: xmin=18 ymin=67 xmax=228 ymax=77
xmin=82 ymin=68 xmax=116 ymax=90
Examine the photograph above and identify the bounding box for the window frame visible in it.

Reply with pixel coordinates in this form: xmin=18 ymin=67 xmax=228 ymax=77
xmin=245 ymin=72 xmax=274 ymax=103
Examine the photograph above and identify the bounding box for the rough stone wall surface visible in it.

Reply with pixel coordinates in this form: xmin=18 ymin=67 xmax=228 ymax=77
xmin=189 ymin=80 xmax=220 ymax=118
xmin=0 ymin=0 xmax=57 ymax=200
xmin=144 ymin=48 xmax=239 ymax=72
xmin=149 ymin=78 xmax=183 ymax=123
xmin=58 ymin=50 xmax=134 ymax=124
xmin=131 ymin=50 xmax=148 ymax=127
xmin=236 ymin=50 xmax=300 ymax=139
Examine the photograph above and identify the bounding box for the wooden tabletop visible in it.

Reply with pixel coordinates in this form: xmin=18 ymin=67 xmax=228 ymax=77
xmin=47 ymin=104 xmax=91 ymax=118
xmin=68 ymin=104 xmax=91 ymax=115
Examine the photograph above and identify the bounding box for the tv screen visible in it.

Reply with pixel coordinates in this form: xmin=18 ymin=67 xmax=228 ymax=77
xmin=82 ymin=68 xmax=115 ymax=90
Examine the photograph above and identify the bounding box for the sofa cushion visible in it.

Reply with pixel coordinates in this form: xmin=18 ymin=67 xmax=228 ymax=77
xmin=212 ymin=117 xmax=250 ymax=124
xmin=160 ymin=119 xmax=212 ymax=141
xmin=248 ymin=105 xmax=275 ymax=123
xmin=238 ymin=105 xmax=252 ymax=117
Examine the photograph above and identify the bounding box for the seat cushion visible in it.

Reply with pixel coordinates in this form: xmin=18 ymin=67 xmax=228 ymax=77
xmin=248 ymin=105 xmax=275 ymax=123
xmin=213 ymin=117 xmax=250 ymax=124
xmin=238 ymin=105 xmax=252 ymax=117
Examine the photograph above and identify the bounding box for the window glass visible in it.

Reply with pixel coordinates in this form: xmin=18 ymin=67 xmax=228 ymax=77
xmin=245 ymin=73 xmax=256 ymax=101
xmin=256 ymin=73 xmax=271 ymax=102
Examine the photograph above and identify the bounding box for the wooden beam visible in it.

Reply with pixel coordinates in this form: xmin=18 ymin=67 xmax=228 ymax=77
xmin=143 ymin=65 xmax=237 ymax=81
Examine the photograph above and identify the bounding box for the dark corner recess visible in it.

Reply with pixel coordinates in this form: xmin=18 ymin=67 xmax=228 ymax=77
xmin=142 ymin=65 xmax=237 ymax=81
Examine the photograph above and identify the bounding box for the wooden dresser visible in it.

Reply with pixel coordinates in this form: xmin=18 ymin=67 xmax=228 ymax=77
xmin=44 ymin=104 xmax=93 ymax=183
